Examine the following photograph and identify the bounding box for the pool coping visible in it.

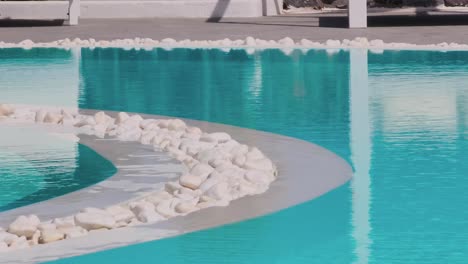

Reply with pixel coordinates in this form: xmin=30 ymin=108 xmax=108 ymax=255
xmin=0 ymin=110 xmax=353 ymax=264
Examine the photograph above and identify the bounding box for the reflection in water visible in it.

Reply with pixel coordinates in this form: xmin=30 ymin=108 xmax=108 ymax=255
xmin=2 ymin=47 xmax=468 ymax=263
xmin=350 ymin=49 xmax=372 ymax=264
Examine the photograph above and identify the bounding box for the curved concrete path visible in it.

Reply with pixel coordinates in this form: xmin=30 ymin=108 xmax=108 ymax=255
xmin=0 ymin=110 xmax=353 ymax=264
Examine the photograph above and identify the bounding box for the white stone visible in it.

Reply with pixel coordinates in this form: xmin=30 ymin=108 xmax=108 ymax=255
xmin=43 ymin=112 xmax=63 ymax=124
xmin=40 ymin=229 xmax=64 ymax=244
xmin=189 ymin=163 xmax=214 ymax=181
xmin=0 ymin=241 xmax=8 ymax=252
xmin=94 ymin=111 xmax=110 ymax=124
xmin=136 ymin=210 xmax=164 ymax=223
xmin=175 ymin=202 xmax=197 ymax=214
xmin=165 ymin=181 xmax=182 ymax=194
xmin=106 ymin=206 xmax=135 ymax=223
xmin=116 ymin=112 xmax=130 ymax=124
xmin=145 ymin=191 xmax=173 ymax=206
xmin=168 ymin=119 xmax=186 ymax=131
xmin=0 ymin=104 xmax=14 ymax=116
xmin=200 ymin=132 xmax=231 ymax=144
xmin=244 ymin=170 xmax=273 ymax=185
xmin=74 ymin=211 xmax=116 ymax=230
xmin=179 ymin=174 xmax=202 ymax=190
xmin=0 ymin=231 xmax=18 ymax=246
xmin=59 ymin=226 xmax=88 ymax=239
xmin=204 ymin=182 xmax=230 ymax=201
xmin=155 ymin=199 xmax=177 ymax=218
xmin=243 ymin=158 xmax=274 ymax=172
xmin=9 ymin=236 xmax=29 ymax=249
xmin=8 ymin=215 xmax=40 ymax=238
xmin=52 ymin=216 xmax=75 ymax=229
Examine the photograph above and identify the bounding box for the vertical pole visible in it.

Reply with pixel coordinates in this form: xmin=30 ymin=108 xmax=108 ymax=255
xmin=68 ymin=0 xmax=80 ymax=25
xmin=349 ymin=49 xmax=372 ymax=264
xmin=348 ymin=0 xmax=367 ymax=28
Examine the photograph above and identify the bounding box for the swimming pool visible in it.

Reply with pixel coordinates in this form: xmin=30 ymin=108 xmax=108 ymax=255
xmin=1 ymin=47 xmax=467 ymax=263
xmin=0 ymin=125 xmax=116 ymax=212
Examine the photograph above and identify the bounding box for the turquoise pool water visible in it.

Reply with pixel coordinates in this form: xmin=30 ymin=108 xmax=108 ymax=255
xmin=0 ymin=125 xmax=116 ymax=212
xmin=1 ymin=47 xmax=467 ymax=263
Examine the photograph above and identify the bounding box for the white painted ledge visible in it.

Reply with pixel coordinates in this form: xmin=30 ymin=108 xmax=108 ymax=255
xmin=0 ymin=0 xmax=270 ymax=19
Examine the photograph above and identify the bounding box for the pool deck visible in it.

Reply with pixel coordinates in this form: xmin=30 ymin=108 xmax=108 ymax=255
xmin=2 ymin=10 xmax=468 ymax=45
xmin=0 ymin=111 xmax=352 ymax=263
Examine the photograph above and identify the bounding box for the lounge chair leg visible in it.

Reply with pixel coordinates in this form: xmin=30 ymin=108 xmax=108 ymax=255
xmin=68 ymin=0 xmax=80 ymax=25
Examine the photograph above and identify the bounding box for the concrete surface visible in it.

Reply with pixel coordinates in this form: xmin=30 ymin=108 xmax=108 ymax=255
xmin=1 ymin=10 xmax=468 ymax=44
xmin=0 ymin=110 xmax=352 ymax=263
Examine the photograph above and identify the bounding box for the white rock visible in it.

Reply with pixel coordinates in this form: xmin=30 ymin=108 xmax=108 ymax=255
xmin=0 ymin=241 xmax=8 ymax=252
xmin=129 ymin=201 xmax=155 ymax=216
xmin=278 ymin=37 xmax=295 ymax=46
xmin=40 ymin=229 xmax=64 ymax=244
xmin=74 ymin=211 xmax=116 ymax=230
xmin=116 ymin=112 xmax=130 ymax=124
xmin=244 ymin=170 xmax=273 ymax=185
xmin=175 ymin=202 xmax=197 ymax=214
xmin=0 ymin=231 xmax=18 ymax=245
xmin=94 ymin=111 xmax=109 ymax=124
xmin=106 ymin=206 xmax=135 ymax=223
xmin=246 ymin=147 xmax=265 ymax=160
xmin=145 ymin=191 xmax=173 ymax=206
xmin=167 ymin=119 xmax=186 ymax=131
xmin=185 ymin=126 xmax=202 ymax=135
xmin=179 ymin=174 xmax=202 ymax=190
xmin=243 ymin=158 xmax=274 ymax=172
xmin=0 ymin=104 xmax=14 ymax=116
xmin=155 ymin=199 xmax=177 ymax=218
xmin=38 ymin=223 xmax=56 ymax=231
xmin=200 ymin=132 xmax=231 ymax=144
xmin=52 ymin=216 xmax=75 ymax=229
xmin=8 ymin=215 xmax=40 ymax=238
xmin=60 ymin=226 xmax=88 ymax=239
xmin=164 ymin=181 xmax=182 ymax=194
xmin=136 ymin=210 xmax=164 ymax=223
xmin=43 ymin=112 xmax=63 ymax=124
xmin=204 ymin=182 xmax=230 ymax=201
xmin=233 ymin=154 xmax=246 ymax=167
xmin=189 ymin=163 xmax=214 ymax=181
xmin=199 ymin=172 xmax=224 ymax=192
xmin=9 ymin=236 xmax=29 ymax=249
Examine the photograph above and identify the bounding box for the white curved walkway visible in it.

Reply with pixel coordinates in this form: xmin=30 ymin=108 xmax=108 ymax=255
xmin=0 ymin=110 xmax=352 ymax=264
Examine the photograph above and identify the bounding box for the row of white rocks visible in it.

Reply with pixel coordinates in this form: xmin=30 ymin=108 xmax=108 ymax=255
xmin=2 ymin=37 xmax=468 ymax=51
xmin=0 ymin=104 xmax=277 ymax=252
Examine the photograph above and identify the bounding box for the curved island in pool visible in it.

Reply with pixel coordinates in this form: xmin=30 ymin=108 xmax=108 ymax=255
xmin=0 ymin=107 xmax=352 ymax=263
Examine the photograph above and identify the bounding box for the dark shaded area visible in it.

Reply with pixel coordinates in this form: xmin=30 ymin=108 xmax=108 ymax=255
xmin=322 ymin=13 xmax=468 ymax=27
xmin=0 ymin=19 xmax=64 ymax=27
xmin=215 ymin=13 xmax=468 ymax=28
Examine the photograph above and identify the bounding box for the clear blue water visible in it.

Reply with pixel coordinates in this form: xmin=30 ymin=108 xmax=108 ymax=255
xmin=1 ymin=47 xmax=467 ymax=263
xmin=0 ymin=125 xmax=117 ymax=212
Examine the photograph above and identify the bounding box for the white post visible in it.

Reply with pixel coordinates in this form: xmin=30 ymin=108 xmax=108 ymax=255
xmin=68 ymin=0 xmax=80 ymax=25
xmin=348 ymin=0 xmax=367 ymax=28
xmin=349 ymin=49 xmax=372 ymax=264
xmin=263 ymin=0 xmax=283 ymax=16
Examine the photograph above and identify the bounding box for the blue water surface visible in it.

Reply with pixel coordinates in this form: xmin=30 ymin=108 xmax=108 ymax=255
xmin=1 ymin=47 xmax=467 ymax=263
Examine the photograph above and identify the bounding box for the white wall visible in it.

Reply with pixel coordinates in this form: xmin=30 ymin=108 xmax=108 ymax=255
xmin=0 ymin=0 xmax=282 ymax=19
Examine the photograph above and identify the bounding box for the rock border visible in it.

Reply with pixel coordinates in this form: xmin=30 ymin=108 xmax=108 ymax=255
xmin=0 ymin=104 xmax=277 ymax=252
xmin=1 ymin=37 xmax=468 ymax=51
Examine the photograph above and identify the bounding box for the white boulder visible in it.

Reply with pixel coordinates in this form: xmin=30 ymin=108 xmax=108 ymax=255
xmin=74 ymin=211 xmax=116 ymax=230
xmin=8 ymin=215 xmax=40 ymax=238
